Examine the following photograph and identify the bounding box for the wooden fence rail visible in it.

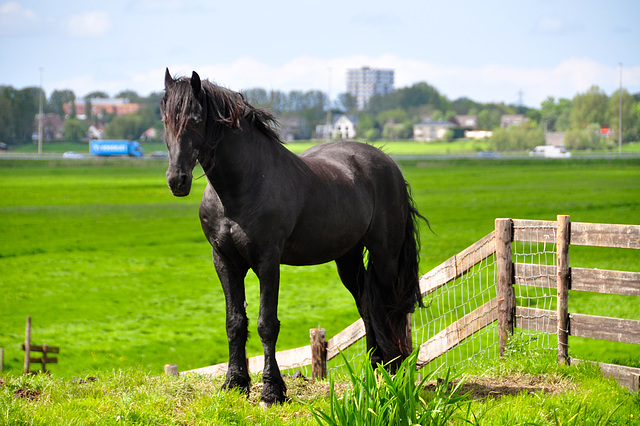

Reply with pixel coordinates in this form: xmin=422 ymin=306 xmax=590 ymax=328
xmin=180 ymin=215 xmax=640 ymax=390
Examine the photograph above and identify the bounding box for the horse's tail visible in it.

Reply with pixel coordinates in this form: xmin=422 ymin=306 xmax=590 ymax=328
xmin=365 ymin=181 xmax=427 ymax=367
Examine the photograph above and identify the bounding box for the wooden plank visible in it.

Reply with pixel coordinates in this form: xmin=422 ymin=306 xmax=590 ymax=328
xmin=569 ymin=313 xmax=640 ymax=344
xmin=326 ymin=318 xmax=366 ymax=360
xmin=571 ymin=222 xmax=640 ymax=249
xmin=181 ymin=362 xmax=228 ymax=376
xmin=419 ymin=257 xmax=456 ymax=296
xmin=572 ymin=359 xmax=640 ymax=391
xmin=182 ymin=344 xmax=313 ymax=376
xmin=21 ymin=344 xmax=60 ymax=354
xmin=515 ymin=308 xmax=640 ymax=345
xmin=571 ymin=268 xmax=640 ymax=297
xmin=455 ymin=231 xmax=496 ymax=279
xmin=29 ymin=356 xmax=57 ymax=364
xmin=419 ymin=232 xmax=495 ymax=297
xmin=514 ymin=263 xmax=556 ymax=288
xmin=513 ymin=219 xmax=556 ymax=243
xmin=417 ymin=298 xmax=498 ymax=368
xmin=515 ymin=306 xmax=557 ymax=334
xmin=515 ymin=264 xmax=640 ymax=297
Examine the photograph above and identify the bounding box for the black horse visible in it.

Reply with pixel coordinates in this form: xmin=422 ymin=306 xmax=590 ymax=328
xmin=161 ymin=69 xmax=425 ymax=406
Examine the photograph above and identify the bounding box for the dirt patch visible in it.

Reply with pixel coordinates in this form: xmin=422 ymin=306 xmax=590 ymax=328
xmin=442 ymin=373 xmax=573 ymax=400
xmin=14 ymin=388 xmax=41 ymax=400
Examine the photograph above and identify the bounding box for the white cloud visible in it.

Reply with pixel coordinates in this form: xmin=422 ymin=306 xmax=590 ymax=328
xmin=0 ymin=1 xmax=38 ymax=35
xmin=58 ymin=56 xmax=640 ymax=107
xmin=534 ymin=16 xmax=582 ymax=35
xmin=67 ymin=11 xmax=111 ymax=37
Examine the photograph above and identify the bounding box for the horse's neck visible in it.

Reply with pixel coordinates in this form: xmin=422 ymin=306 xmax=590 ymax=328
xmin=204 ymin=127 xmax=303 ymax=195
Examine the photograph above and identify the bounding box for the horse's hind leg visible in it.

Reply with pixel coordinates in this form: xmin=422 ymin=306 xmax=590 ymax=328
xmin=335 ymin=246 xmax=384 ymax=367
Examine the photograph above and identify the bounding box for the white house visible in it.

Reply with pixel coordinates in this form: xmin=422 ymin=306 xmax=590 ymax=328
xmin=332 ymin=114 xmax=358 ymax=139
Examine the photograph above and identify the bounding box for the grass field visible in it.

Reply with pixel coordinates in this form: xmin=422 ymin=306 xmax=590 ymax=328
xmin=1 ymin=156 xmax=639 ymax=380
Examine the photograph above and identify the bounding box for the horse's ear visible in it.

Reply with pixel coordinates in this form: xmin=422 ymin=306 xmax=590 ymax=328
xmin=191 ymin=71 xmax=201 ymax=96
xmin=164 ymin=68 xmax=174 ymax=90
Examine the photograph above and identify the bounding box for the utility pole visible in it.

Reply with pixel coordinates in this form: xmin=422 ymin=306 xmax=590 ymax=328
xmin=619 ymin=63 xmax=622 ymax=154
xmin=38 ymin=67 xmax=44 ymax=156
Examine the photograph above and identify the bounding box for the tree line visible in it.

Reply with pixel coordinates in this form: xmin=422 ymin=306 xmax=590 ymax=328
xmin=1 ymin=80 xmax=639 ymax=151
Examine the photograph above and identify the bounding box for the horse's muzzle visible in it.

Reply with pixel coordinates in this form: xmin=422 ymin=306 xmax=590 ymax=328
xmin=167 ymin=169 xmax=193 ymax=197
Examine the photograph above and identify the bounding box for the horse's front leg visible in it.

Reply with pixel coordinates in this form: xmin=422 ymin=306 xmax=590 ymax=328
xmin=256 ymin=256 xmax=286 ymax=407
xmin=213 ymin=251 xmax=251 ymax=394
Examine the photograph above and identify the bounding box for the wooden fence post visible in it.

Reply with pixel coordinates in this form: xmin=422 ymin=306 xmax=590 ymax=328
xmin=310 ymin=328 xmax=327 ymax=380
xmin=164 ymin=364 xmax=178 ymax=376
xmin=496 ymin=218 xmax=514 ymax=357
xmin=23 ymin=316 xmax=31 ymax=375
xmin=557 ymin=215 xmax=571 ymax=365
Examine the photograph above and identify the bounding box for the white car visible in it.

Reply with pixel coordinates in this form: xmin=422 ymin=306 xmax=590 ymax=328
xmin=62 ymin=151 xmax=84 ymax=159
xmin=529 ymin=145 xmax=572 ymax=158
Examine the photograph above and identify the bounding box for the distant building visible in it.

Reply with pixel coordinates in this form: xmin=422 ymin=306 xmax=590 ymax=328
xmin=545 ymin=132 xmax=566 ymax=147
xmin=500 ymin=114 xmax=526 ymax=128
xmin=63 ymin=98 xmax=142 ymax=119
xmin=314 ymin=114 xmax=358 ymax=140
xmin=413 ymin=120 xmax=455 ymax=141
xmin=452 ymin=115 xmax=478 ymax=130
xmin=332 ymin=114 xmax=358 ymax=139
xmin=33 ymin=113 xmax=64 ymax=140
xmin=279 ymin=116 xmax=304 ymax=141
xmin=347 ymin=67 xmax=394 ymax=110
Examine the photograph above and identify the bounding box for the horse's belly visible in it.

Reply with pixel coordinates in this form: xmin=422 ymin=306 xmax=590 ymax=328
xmin=280 ymin=227 xmax=363 ymax=266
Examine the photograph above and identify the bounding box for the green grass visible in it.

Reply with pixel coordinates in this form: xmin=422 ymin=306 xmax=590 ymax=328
xmin=0 ymin=158 xmax=639 ymax=381
xmin=1 ymin=349 xmax=638 ymax=425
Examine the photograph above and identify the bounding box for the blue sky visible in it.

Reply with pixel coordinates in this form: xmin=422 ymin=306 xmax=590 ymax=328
xmin=1 ymin=0 xmax=639 ymax=107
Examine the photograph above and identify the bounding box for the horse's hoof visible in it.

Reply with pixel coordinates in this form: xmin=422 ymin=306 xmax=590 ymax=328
xmin=222 ymin=377 xmax=250 ymax=396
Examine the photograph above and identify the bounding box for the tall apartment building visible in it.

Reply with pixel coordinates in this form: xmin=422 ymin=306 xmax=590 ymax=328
xmin=346 ymin=67 xmax=394 ymax=110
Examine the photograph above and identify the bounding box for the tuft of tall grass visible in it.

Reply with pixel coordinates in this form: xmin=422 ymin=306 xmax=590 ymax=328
xmin=310 ymin=350 xmax=470 ymax=426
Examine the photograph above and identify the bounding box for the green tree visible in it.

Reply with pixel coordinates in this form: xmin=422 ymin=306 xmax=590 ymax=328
xmin=115 ymin=90 xmax=142 ymax=103
xmin=565 ymin=123 xmax=612 ymax=150
xmin=608 ymin=89 xmax=636 ymax=142
xmin=382 ymin=123 xmax=412 ymax=140
xmin=0 ymin=94 xmax=13 ymax=141
xmin=337 ymin=92 xmax=357 ymax=112
xmin=63 ymin=118 xmax=89 ymax=142
xmin=48 ymin=89 xmax=75 ymax=118
xmin=356 ymin=113 xmax=377 ymax=136
xmin=367 ymin=81 xmax=449 ymax=115
xmin=490 ymin=125 xmax=544 ymax=152
xmin=85 ymin=91 xmax=109 ymax=99
xmin=478 ymin=108 xmax=502 ymax=130
xmin=103 ymin=113 xmax=147 ymax=140
xmin=570 ymin=85 xmax=608 ymax=128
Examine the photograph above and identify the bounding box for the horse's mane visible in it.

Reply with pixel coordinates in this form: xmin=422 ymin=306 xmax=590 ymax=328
xmin=162 ymin=76 xmax=282 ymax=145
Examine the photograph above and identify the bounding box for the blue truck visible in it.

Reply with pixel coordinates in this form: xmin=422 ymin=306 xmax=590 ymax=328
xmin=90 ymin=140 xmax=144 ymax=158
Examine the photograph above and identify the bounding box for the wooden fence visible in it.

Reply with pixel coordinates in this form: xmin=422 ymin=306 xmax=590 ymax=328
xmin=181 ymin=216 xmax=640 ymax=390
xmin=22 ymin=316 xmax=59 ymax=375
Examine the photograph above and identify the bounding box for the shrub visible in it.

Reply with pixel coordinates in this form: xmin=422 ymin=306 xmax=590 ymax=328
xmin=490 ymin=125 xmax=544 ymax=152
xmin=311 ymin=350 xmax=469 ymax=426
